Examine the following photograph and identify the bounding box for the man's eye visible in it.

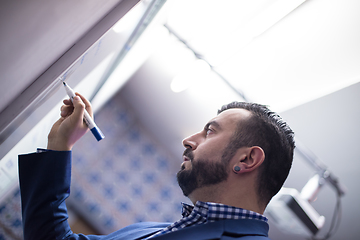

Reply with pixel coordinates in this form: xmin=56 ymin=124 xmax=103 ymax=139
xmin=206 ymin=129 xmax=213 ymax=136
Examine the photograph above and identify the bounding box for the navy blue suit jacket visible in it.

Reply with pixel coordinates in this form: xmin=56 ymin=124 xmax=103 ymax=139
xmin=18 ymin=151 xmax=270 ymax=240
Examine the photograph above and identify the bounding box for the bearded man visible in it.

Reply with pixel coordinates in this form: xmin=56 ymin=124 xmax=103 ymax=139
xmin=19 ymin=94 xmax=295 ymax=240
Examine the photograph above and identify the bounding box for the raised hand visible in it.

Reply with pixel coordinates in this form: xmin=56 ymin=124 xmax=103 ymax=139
xmin=47 ymin=93 xmax=93 ymax=151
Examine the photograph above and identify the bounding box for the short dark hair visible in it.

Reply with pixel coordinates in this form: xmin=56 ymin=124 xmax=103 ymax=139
xmin=218 ymin=102 xmax=295 ymax=206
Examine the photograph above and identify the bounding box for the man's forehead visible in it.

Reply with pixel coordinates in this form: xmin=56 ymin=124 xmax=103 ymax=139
xmin=209 ymin=108 xmax=252 ymax=127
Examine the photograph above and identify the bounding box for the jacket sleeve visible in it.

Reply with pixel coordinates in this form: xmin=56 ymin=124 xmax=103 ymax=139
xmin=18 ymin=151 xmax=101 ymax=240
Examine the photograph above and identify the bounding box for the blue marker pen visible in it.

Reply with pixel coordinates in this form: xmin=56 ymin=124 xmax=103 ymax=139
xmin=62 ymin=82 xmax=105 ymax=141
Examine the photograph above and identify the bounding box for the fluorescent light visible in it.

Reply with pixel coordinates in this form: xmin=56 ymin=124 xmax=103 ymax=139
xmin=165 ymin=0 xmax=307 ymax=66
xmin=207 ymin=0 xmax=308 ymax=65
xmin=246 ymin=0 xmax=308 ymax=38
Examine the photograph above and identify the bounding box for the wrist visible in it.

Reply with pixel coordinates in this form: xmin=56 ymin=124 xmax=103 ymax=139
xmin=47 ymin=138 xmax=72 ymax=151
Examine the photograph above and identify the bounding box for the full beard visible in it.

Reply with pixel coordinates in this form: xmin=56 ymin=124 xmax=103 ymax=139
xmin=177 ymin=149 xmax=229 ymax=197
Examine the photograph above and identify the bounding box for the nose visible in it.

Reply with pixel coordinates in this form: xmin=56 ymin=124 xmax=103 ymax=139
xmin=182 ymin=132 xmax=201 ymax=150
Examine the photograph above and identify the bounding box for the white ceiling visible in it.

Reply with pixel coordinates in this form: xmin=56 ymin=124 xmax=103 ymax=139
xmin=162 ymin=0 xmax=360 ymax=112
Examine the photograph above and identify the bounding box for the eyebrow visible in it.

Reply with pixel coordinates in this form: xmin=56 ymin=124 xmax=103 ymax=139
xmin=204 ymin=120 xmax=221 ymax=131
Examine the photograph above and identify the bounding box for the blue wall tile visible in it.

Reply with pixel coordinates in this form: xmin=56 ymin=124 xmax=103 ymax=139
xmin=68 ymin=93 xmax=187 ymax=234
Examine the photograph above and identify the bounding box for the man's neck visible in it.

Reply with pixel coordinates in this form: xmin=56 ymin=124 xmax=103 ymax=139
xmin=188 ymin=183 xmax=265 ymax=214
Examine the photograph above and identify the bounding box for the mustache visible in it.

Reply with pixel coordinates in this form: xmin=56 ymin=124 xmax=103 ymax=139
xmin=183 ymin=148 xmax=194 ymax=161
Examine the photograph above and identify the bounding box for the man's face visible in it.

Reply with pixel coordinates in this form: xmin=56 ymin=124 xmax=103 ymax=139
xmin=177 ymin=108 xmax=252 ymax=197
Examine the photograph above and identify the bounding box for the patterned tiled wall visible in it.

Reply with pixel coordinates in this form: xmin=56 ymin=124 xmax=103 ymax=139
xmin=0 ymin=90 xmax=188 ymax=238
xmin=0 ymin=188 xmax=22 ymax=240
xmin=68 ymin=91 xmax=188 ymax=234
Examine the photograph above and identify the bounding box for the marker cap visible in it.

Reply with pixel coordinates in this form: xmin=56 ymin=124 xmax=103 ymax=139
xmin=90 ymin=127 xmax=105 ymax=141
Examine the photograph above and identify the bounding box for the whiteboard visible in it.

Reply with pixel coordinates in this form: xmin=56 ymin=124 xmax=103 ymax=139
xmin=0 ymin=0 xmax=166 ymax=202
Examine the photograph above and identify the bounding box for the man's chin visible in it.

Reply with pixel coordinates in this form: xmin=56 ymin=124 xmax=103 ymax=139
xmin=177 ymin=169 xmax=197 ymax=197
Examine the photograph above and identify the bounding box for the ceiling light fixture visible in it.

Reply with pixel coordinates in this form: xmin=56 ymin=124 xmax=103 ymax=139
xmin=203 ymin=0 xmax=309 ymax=65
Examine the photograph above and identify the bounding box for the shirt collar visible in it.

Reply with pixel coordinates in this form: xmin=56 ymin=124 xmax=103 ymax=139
xmin=181 ymin=201 xmax=268 ymax=223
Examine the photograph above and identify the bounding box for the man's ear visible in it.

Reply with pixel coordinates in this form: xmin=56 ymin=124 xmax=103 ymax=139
xmin=233 ymin=146 xmax=265 ymax=173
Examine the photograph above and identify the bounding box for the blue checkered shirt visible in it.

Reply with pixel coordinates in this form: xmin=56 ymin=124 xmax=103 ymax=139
xmin=147 ymin=201 xmax=267 ymax=239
